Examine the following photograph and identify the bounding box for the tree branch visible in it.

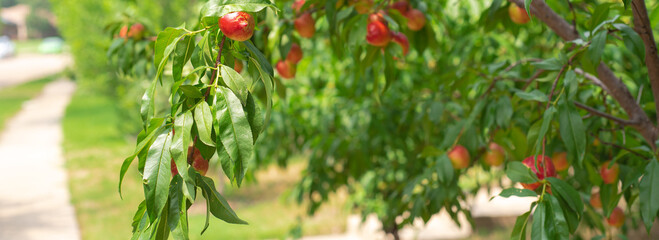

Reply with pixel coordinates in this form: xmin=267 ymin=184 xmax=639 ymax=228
xmin=510 ymin=0 xmax=658 ymax=150
xmin=631 ymin=0 xmax=659 ymax=126
xmin=574 ymin=101 xmax=638 ymax=126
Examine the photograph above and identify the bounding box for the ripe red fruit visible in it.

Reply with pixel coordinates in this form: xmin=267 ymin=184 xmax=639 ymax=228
xmin=448 ymin=145 xmax=470 ymax=170
xmin=508 ymin=4 xmax=530 ymax=24
xmin=276 ymin=60 xmax=296 ymax=79
xmin=188 ymin=146 xmax=209 ymax=176
xmin=128 ymin=23 xmax=145 ymax=40
xmin=219 ymin=12 xmax=255 ymax=41
xmin=405 ymin=9 xmax=426 ymax=31
xmin=234 ymin=60 xmax=243 ymax=73
xmin=600 ymin=161 xmax=620 ymax=184
xmin=294 ymin=12 xmax=316 ymax=38
xmin=366 ymin=21 xmax=392 ymax=47
xmin=551 ymin=152 xmax=569 ymax=171
xmin=607 ymin=207 xmax=625 ymax=227
xmin=391 ymin=32 xmax=409 ymax=55
xmin=484 ymin=143 xmax=505 ymax=167
xmin=286 ymin=43 xmax=303 ymax=64
xmin=171 ymin=158 xmax=179 ymax=176
xmin=520 ymin=155 xmax=556 ymax=190
xmin=352 ymin=0 xmax=373 ymax=14
xmin=590 ymin=192 xmax=602 ymax=209
xmin=119 ymin=25 xmax=129 ymax=39
xmin=368 ymin=11 xmax=386 ymax=24
xmin=292 ymin=0 xmax=306 ymax=13
xmin=390 ymin=1 xmax=409 ymax=14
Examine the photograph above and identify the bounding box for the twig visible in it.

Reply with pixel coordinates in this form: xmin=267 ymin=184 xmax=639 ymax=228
xmin=573 ymin=68 xmax=610 ymax=93
xmin=589 ymin=133 xmax=649 ymax=159
xmin=522 ymin=70 xmax=545 ymax=90
xmin=574 ymin=102 xmax=638 ymax=126
xmin=204 ymin=36 xmax=227 ymax=99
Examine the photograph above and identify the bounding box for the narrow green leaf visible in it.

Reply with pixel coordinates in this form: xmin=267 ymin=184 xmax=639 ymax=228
xmin=215 ymin=86 xmax=254 ymax=186
xmin=524 ymin=0 xmax=533 ymax=18
xmin=131 ymin=201 xmax=147 ymax=233
xmin=194 ymin=101 xmax=215 ymax=146
xmin=245 ymin=93 xmax=264 ymax=143
xmin=531 ymin=57 xmax=564 ymax=71
xmin=588 ymin=31 xmax=607 ymax=65
xmin=120 ymin=118 xmax=164 ymax=197
xmin=497 ymin=188 xmax=537 ymax=199
xmin=244 ymin=41 xmax=273 ymax=76
xmin=511 ymin=211 xmax=531 ymax=240
xmin=173 ymin=35 xmax=196 ymax=82
xmin=143 ymin=130 xmax=173 ymax=222
xmin=220 ymin=65 xmax=248 ymax=104
xmin=154 ymin=27 xmax=184 ymax=72
xmin=436 ymin=154 xmax=454 ymax=184
xmin=201 ymin=0 xmax=277 ymax=20
xmin=140 ymin=79 xmax=158 ymax=127
xmin=515 ymin=89 xmax=548 ymax=102
xmin=249 ymin=57 xmax=273 ymax=126
xmin=170 ymin=111 xmax=194 ymax=192
xmin=546 ymin=194 xmax=570 ymax=239
xmin=179 ymin=85 xmax=204 ymax=99
xmin=506 ymin=161 xmax=539 ymax=184
xmin=198 ymin=175 xmax=247 ymax=224
xmin=558 ymin=101 xmax=586 ymax=165
xmin=546 ymin=177 xmax=584 ymax=216
xmin=534 ymin=106 xmax=556 ymax=152
xmin=640 ymin=160 xmax=659 ymax=233
xmin=531 ymin=200 xmax=548 ymax=240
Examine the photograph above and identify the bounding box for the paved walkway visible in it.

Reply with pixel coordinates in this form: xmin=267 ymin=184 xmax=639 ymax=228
xmin=0 ymin=79 xmax=80 ymax=240
xmin=0 ymin=54 xmax=71 ymax=89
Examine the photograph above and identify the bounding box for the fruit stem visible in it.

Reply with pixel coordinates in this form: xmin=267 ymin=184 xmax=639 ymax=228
xmin=205 ymin=35 xmax=227 ymax=100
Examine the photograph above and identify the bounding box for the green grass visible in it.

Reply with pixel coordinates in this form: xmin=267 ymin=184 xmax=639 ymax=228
xmin=0 ymin=75 xmax=57 ymax=131
xmin=62 ymin=89 xmax=347 ymax=240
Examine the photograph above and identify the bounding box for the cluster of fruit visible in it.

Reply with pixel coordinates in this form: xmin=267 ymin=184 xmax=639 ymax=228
xmin=448 ymin=144 xmax=626 ymax=228
xmin=366 ymin=0 xmax=424 ymax=52
xmin=118 ymin=23 xmax=146 ymax=40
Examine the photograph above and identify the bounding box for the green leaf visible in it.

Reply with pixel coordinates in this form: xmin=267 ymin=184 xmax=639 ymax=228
xmin=640 ymin=160 xmax=659 ymax=233
xmin=546 ymin=177 xmax=584 ymax=218
xmin=524 ymin=0 xmax=533 ymax=18
xmin=531 ymin=200 xmax=549 ymax=240
xmin=140 ymin=79 xmax=158 ymax=127
xmin=534 ymin=106 xmax=556 ymax=152
xmin=511 ymin=211 xmax=531 ymax=240
xmin=195 ymin=101 xmax=215 ymax=146
xmin=506 ymin=161 xmax=539 ymax=184
xmin=496 ymin=96 xmax=513 ymax=127
xmin=245 ymin=93 xmax=264 ymax=143
xmin=558 ymin=101 xmax=586 ymax=165
xmin=545 ymin=194 xmax=570 ymax=239
xmin=497 ymin=188 xmax=537 ymax=198
xmin=202 ymin=0 xmax=277 ymax=20
xmin=143 ymin=130 xmax=173 ymax=222
xmin=249 ymin=57 xmax=273 ymax=126
xmin=244 ymin=41 xmax=273 ymax=76
xmin=531 ymin=58 xmax=564 ymax=71
xmin=220 ymin=65 xmax=248 ymax=104
xmin=173 ymin=35 xmax=196 ymax=82
xmin=179 ymin=85 xmax=204 ymax=99
xmin=197 ymin=175 xmax=247 ymax=224
xmin=588 ymin=31 xmax=607 ymax=65
xmin=131 ymin=201 xmax=147 ymax=233
xmin=167 ymin=177 xmax=183 ymax=232
xmin=436 ymin=154 xmax=454 ymax=184
xmin=170 ymin=111 xmax=194 ymax=191
xmin=154 ymin=27 xmax=184 ymax=76
xmin=119 ymin=118 xmax=164 ymax=197
xmin=215 ymin=86 xmax=254 ymax=186
xmin=515 ymin=89 xmax=548 ymax=102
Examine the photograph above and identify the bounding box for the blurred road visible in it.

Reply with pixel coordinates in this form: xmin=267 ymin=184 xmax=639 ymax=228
xmin=0 ymin=79 xmax=80 ymax=240
xmin=0 ymin=54 xmax=71 ymax=89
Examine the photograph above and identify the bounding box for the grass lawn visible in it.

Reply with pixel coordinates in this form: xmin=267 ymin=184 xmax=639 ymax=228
xmin=0 ymin=75 xmax=57 ymax=131
xmin=62 ymin=89 xmax=347 ymax=240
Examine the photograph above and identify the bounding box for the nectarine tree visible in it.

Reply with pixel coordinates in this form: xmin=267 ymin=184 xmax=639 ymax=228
xmin=104 ymin=0 xmax=659 ymax=239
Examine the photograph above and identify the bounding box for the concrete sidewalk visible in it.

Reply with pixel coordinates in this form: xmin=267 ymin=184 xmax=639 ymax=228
xmin=0 ymin=79 xmax=80 ymax=240
xmin=0 ymin=54 xmax=71 ymax=89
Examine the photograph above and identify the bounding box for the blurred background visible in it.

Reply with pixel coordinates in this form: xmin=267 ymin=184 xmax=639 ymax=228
xmin=1 ymin=0 xmax=659 ymax=239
